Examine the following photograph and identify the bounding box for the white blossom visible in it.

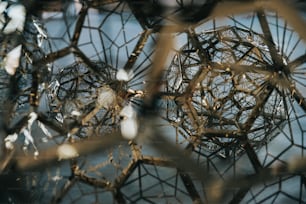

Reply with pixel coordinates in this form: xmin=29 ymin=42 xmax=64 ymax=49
xmin=116 ymin=69 xmax=134 ymax=81
xmin=51 ymin=175 xmax=63 ymax=182
xmin=34 ymin=151 xmax=39 ymax=157
xmin=41 ymin=137 xmax=48 ymax=143
xmin=201 ymin=97 xmax=208 ymax=107
xmin=0 ymin=1 xmax=7 ymax=13
xmin=120 ymin=104 xmax=138 ymax=140
xmin=120 ymin=118 xmax=138 ymax=140
xmin=4 ymin=133 xmax=18 ymax=150
xmin=4 ymin=44 xmax=22 ymax=75
xmin=4 ymin=133 xmax=18 ymax=142
xmin=57 ymin=144 xmax=79 ymax=160
xmin=127 ymin=89 xmax=144 ymax=98
xmin=96 ymin=86 xmax=117 ymax=109
xmin=5 ymin=141 xmax=14 ymax=150
xmin=0 ymin=1 xmax=7 ymax=30
xmin=4 ymin=4 xmax=26 ymax=33
xmin=120 ymin=104 xmax=137 ymax=119
xmin=282 ymin=56 xmax=288 ymax=66
xmin=71 ymin=110 xmax=81 ymax=116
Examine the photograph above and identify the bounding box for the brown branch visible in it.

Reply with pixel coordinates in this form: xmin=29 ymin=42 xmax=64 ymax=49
xmin=123 ymin=29 xmax=152 ymax=72
xmin=179 ymin=171 xmax=202 ymax=203
xmin=71 ymin=2 xmax=88 ymax=46
xmin=34 ymin=47 xmax=71 ymax=65
xmin=12 ymin=131 xmax=124 ymax=171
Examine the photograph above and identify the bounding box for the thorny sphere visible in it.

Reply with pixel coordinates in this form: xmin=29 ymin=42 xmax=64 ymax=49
xmin=166 ymin=26 xmax=287 ymax=157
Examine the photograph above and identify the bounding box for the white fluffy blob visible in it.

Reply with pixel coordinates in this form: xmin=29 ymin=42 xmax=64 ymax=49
xmin=120 ymin=118 xmax=138 ymax=140
xmin=120 ymin=104 xmax=138 ymax=140
xmin=4 ymin=133 xmax=18 ymax=150
xmin=71 ymin=110 xmax=81 ymax=116
xmin=120 ymin=104 xmax=137 ymax=118
xmin=4 ymin=44 xmax=22 ymax=75
xmin=0 ymin=1 xmax=7 ymax=13
xmin=116 ymin=69 xmax=134 ymax=81
xmin=5 ymin=140 xmax=14 ymax=150
xmin=0 ymin=1 xmax=8 ymax=30
xmin=4 ymin=4 xmax=26 ymax=33
xmin=96 ymin=86 xmax=117 ymax=109
xmin=57 ymin=144 xmax=79 ymax=160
